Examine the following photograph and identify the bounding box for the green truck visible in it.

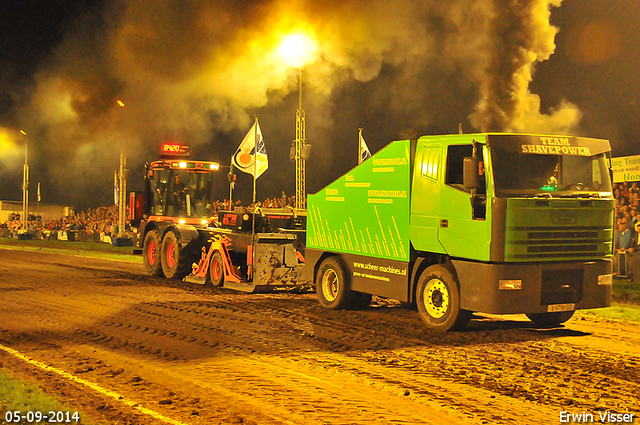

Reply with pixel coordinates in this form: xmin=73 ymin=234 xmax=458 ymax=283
xmin=303 ymin=133 xmax=614 ymax=331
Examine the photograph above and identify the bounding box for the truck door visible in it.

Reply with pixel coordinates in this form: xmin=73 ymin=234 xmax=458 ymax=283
xmin=439 ymin=144 xmax=491 ymax=262
xmin=410 ymin=143 xmax=447 ymax=254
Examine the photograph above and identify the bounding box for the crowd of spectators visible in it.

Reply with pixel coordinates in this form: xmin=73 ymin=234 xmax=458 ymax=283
xmin=0 ymin=192 xmax=298 ymax=242
xmin=0 ymin=205 xmax=131 ymax=242
xmin=613 ymin=181 xmax=640 ymax=278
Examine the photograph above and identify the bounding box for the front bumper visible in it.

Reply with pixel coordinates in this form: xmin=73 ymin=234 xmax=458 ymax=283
xmin=453 ymin=259 xmax=612 ymax=314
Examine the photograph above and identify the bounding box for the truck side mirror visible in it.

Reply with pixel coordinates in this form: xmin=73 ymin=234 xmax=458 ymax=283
xmin=463 ymin=157 xmax=479 ymax=189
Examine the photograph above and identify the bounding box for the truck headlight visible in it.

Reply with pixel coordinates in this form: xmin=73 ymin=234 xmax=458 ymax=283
xmin=499 ymin=279 xmax=522 ymax=290
xmin=598 ymin=274 xmax=613 ymax=285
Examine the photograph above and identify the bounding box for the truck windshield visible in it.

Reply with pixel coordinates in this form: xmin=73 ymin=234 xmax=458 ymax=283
xmin=490 ymin=147 xmax=612 ymax=198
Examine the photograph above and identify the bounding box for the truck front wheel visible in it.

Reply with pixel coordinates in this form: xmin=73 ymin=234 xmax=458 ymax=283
xmin=416 ymin=264 xmax=470 ymax=332
xmin=143 ymin=230 xmax=163 ymax=277
xmin=316 ymin=257 xmax=354 ymax=309
xmin=526 ymin=311 xmax=575 ymax=328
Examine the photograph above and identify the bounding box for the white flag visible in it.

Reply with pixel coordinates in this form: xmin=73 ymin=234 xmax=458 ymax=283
xmin=114 ymin=170 xmax=119 ymax=205
xmin=232 ymin=121 xmax=268 ymax=178
xmin=359 ymin=133 xmax=372 ymax=164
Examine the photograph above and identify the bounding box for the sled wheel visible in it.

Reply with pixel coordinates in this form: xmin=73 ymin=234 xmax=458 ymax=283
xmin=209 ymin=251 xmax=224 ymax=287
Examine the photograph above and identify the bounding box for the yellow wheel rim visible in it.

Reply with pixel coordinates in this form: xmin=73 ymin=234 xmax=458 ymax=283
xmin=424 ymin=278 xmax=449 ymax=319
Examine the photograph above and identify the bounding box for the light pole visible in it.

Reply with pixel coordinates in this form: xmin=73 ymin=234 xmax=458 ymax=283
xmin=116 ymin=100 xmax=128 ymax=240
xmin=294 ymin=67 xmax=306 ymax=210
xmin=20 ymin=130 xmax=29 ymax=232
xmin=277 ymin=33 xmax=317 ymax=211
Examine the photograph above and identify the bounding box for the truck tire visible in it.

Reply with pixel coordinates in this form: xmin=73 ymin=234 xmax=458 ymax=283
xmin=416 ymin=264 xmax=471 ymax=332
xmin=316 ymin=257 xmax=355 ymax=309
xmin=161 ymin=230 xmax=191 ymax=280
xmin=526 ymin=311 xmax=575 ymax=328
xmin=208 ymin=251 xmax=224 ymax=287
xmin=143 ymin=230 xmax=163 ymax=277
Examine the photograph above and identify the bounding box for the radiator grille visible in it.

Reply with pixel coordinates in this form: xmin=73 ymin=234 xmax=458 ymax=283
xmin=509 ymin=226 xmax=610 ymax=260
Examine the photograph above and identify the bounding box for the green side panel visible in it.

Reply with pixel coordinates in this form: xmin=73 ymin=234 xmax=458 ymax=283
xmin=307 ymin=140 xmax=411 ymax=262
xmin=504 ymin=198 xmax=614 ymax=262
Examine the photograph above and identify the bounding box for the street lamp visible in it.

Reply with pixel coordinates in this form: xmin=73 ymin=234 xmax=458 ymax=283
xmin=277 ymin=33 xmax=317 ymax=210
xmin=19 ymin=129 xmax=29 ymax=232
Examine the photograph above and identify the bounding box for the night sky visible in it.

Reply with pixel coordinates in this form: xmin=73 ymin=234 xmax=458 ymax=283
xmin=0 ymin=0 xmax=638 ymax=211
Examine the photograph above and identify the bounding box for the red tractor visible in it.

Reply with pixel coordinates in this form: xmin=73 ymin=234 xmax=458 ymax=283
xmin=131 ymin=143 xmax=221 ymax=279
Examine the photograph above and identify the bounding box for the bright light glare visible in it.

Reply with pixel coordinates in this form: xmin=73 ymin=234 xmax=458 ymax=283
xmin=0 ymin=130 xmax=18 ymax=159
xmin=179 ymin=162 xmax=187 ymax=168
xmin=277 ymin=33 xmax=317 ymax=68
xmin=116 ymin=100 xmax=125 ymax=107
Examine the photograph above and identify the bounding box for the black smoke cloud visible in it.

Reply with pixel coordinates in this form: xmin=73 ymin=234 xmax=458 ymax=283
xmin=0 ymin=0 xmax=636 ymax=210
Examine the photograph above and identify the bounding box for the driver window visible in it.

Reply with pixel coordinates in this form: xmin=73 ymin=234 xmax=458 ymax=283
xmin=446 ymin=145 xmax=474 ymax=191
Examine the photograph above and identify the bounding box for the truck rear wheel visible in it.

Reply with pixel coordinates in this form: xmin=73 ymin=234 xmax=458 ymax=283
xmin=143 ymin=230 xmax=163 ymax=277
xmin=416 ymin=264 xmax=470 ymax=332
xmin=526 ymin=311 xmax=575 ymax=328
xmin=208 ymin=251 xmax=224 ymax=287
xmin=316 ymin=257 xmax=354 ymax=309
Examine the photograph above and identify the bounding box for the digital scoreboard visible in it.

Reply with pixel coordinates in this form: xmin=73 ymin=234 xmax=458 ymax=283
xmin=161 ymin=143 xmax=191 ymax=158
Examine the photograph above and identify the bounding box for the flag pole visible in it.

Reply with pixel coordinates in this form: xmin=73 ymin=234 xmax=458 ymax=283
xmin=229 ymin=166 xmax=234 ymax=211
xmin=253 ymin=116 xmax=258 ymax=209
xmin=251 ymin=115 xmax=258 ymax=281
xmin=358 ymin=128 xmax=363 ymax=165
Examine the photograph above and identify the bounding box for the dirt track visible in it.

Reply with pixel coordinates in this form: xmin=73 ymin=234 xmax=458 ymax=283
xmin=0 ymin=246 xmax=639 ymax=425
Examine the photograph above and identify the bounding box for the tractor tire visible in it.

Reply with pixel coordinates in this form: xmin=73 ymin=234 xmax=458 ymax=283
xmin=143 ymin=230 xmax=163 ymax=277
xmin=526 ymin=311 xmax=575 ymax=328
xmin=315 ymin=257 xmax=355 ymax=310
xmin=161 ymin=231 xmax=191 ymax=280
xmin=416 ymin=264 xmax=471 ymax=332
xmin=208 ymin=251 xmax=224 ymax=287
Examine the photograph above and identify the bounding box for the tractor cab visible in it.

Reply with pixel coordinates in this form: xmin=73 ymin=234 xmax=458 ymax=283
xmin=131 ymin=143 xmax=220 ymax=227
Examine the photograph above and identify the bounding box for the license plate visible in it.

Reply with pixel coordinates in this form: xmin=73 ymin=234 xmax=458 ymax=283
xmin=547 ymin=303 xmax=575 ymax=312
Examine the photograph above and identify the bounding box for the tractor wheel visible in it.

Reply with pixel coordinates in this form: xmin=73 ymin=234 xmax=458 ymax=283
xmin=161 ymin=231 xmax=191 ymax=279
xmin=208 ymin=251 xmax=224 ymax=287
xmin=315 ymin=257 xmax=355 ymax=310
xmin=526 ymin=311 xmax=575 ymax=328
xmin=416 ymin=264 xmax=471 ymax=332
xmin=143 ymin=230 xmax=163 ymax=277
